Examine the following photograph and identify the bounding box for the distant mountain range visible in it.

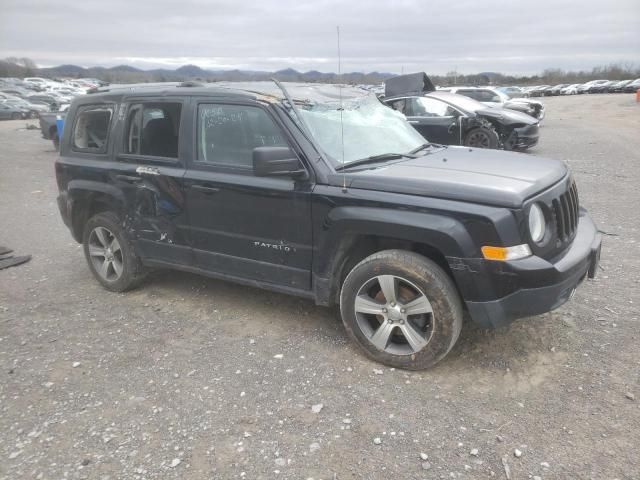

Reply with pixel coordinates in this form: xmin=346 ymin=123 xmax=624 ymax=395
xmin=0 ymin=60 xmax=395 ymax=85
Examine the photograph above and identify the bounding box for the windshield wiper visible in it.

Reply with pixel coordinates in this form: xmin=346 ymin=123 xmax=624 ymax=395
xmin=410 ymin=142 xmax=447 ymax=154
xmin=410 ymin=143 xmax=431 ymax=154
xmin=335 ymin=152 xmax=417 ymax=171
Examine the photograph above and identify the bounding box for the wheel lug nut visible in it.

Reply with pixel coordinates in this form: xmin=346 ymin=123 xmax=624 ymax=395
xmin=399 ymin=320 xmax=405 ymax=325
xmin=390 ymin=302 xmax=395 ymax=307
xmin=400 ymin=308 xmax=406 ymax=313
xmin=387 ymin=319 xmax=393 ymax=324
xmin=382 ymin=308 xmax=387 ymax=313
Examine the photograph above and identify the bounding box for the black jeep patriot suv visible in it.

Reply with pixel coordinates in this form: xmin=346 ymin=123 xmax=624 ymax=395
xmin=55 ymin=80 xmax=602 ymax=369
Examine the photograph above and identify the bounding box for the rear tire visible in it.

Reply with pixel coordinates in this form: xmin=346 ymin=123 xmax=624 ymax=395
xmin=82 ymin=212 xmax=146 ymax=292
xmin=464 ymin=127 xmax=499 ymax=149
xmin=340 ymin=250 xmax=463 ymax=370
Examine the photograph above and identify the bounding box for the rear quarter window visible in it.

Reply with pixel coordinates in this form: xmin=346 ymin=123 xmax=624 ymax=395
xmin=72 ymin=105 xmax=114 ymax=154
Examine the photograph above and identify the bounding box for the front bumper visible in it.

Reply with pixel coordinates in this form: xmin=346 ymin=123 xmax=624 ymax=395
xmin=508 ymin=123 xmax=539 ymax=149
xmin=449 ymin=211 xmax=602 ymax=328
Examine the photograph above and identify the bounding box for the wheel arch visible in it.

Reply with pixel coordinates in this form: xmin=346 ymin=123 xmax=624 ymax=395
xmin=313 ymin=206 xmax=475 ymax=305
xmin=68 ymin=180 xmax=126 ymax=243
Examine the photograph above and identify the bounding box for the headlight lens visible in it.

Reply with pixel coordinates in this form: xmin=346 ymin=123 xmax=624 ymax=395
xmin=528 ymin=203 xmax=545 ymax=243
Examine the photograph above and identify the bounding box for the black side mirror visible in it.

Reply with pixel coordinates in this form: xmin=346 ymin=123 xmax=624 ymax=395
xmin=253 ymin=146 xmax=305 ymax=178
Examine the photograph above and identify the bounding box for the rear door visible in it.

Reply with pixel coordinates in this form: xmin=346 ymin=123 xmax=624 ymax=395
xmin=183 ymin=99 xmax=314 ymax=290
xmin=404 ymin=96 xmax=461 ymax=145
xmin=113 ymin=98 xmax=191 ymax=265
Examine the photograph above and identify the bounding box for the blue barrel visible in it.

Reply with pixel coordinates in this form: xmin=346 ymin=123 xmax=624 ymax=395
xmin=56 ymin=116 xmax=65 ymax=139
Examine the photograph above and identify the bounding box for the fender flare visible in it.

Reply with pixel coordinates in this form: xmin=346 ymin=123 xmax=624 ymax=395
xmin=67 ymin=180 xmax=126 ymax=241
xmin=313 ymin=206 xmax=477 ymax=304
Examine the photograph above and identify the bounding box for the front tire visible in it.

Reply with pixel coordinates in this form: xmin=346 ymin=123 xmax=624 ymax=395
xmin=340 ymin=250 xmax=463 ymax=370
xmin=464 ymin=127 xmax=499 ymax=149
xmin=82 ymin=212 xmax=146 ymax=292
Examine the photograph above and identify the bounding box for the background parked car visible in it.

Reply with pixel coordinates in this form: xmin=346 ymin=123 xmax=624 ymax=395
xmin=529 ymin=85 xmax=552 ymax=97
xmin=383 ymin=74 xmax=540 ymax=151
xmin=496 ymin=86 xmax=528 ymax=98
xmin=578 ymin=79 xmax=609 ymax=93
xmin=561 ymin=84 xmax=582 ymax=95
xmin=26 ymin=94 xmax=67 ymax=112
xmin=0 ymin=98 xmax=48 ymax=118
xmin=439 ymin=87 xmax=545 ymax=121
xmin=589 ymin=80 xmax=615 ymax=94
xmin=623 ymin=78 xmax=640 ymax=93
xmin=608 ymin=80 xmax=632 ymax=92
xmin=0 ymin=103 xmax=28 ymax=120
xmin=549 ymin=84 xmax=569 ymax=95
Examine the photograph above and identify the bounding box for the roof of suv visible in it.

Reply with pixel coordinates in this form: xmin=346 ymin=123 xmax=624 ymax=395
xmin=83 ymin=81 xmax=371 ymax=105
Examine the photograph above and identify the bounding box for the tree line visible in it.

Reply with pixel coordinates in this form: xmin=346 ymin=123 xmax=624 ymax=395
xmin=1 ymin=57 xmax=638 ymax=86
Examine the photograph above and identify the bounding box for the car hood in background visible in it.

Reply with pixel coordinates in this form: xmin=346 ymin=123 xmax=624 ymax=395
xmin=332 ymin=147 xmax=566 ymax=208
xmin=476 ymin=107 xmax=538 ymax=125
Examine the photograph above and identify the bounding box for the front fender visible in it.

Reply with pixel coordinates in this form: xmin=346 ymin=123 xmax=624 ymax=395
xmin=323 ymin=206 xmax=475 ymax=259
xmin=312 ymin=205 xmax=477 ymax=304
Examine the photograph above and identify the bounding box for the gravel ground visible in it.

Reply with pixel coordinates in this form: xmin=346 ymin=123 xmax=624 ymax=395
xmin=1 ymin=94 xmax=639 ymax=480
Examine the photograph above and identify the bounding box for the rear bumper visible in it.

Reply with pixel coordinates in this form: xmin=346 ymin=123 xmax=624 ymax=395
xmin=57 ymin=192 xmax=72 ymax=230
xmin=449 ymin=211 xmax=602 ymax=328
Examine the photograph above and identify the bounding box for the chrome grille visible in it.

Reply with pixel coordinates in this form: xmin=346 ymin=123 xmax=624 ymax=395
xmin=552 ymin=181 xmax=579 ymax=242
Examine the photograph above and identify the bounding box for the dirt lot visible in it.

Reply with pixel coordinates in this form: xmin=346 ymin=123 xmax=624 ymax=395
xmin=1 ymin=94 xmax=639 ymax=480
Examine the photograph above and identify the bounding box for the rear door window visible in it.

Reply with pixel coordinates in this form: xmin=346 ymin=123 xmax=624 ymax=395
xmin=124 ymin=102 xmax=182 ymax=158
xmin=72 ymin=105 xmax=114 ymax=153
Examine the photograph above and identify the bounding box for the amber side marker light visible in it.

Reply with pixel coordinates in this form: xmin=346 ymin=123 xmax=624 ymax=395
xmin=481 ymin=244 xmax=532 ymax=261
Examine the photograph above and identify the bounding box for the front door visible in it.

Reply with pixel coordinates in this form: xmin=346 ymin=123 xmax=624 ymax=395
xmin=184 ymin=101 xmax=313 ymax=291
xmin=405 ymin=96 xmax=461 ymax=145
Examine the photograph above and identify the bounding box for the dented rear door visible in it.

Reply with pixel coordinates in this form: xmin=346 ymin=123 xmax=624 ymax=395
xmin=113 ymin=98 xmax=191 ymax=266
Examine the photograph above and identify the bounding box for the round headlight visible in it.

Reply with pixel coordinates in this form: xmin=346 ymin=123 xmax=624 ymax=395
xmin=528 ymin=203 xmax=545 ymax=243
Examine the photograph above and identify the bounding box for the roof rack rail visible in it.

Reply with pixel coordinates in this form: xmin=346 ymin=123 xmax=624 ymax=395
xmin=86 ymin=82 xmax=183 ymax=94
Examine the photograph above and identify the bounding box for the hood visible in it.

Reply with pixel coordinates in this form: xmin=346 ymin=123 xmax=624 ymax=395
xmin=385 ymin=72 xmax=436 ymax=97
xmin=507 ymin=97 xmax=542 ymax=106
xmin=476 ymin=107 xmax=538 ymax=125
xmin=334 ymin=147 xmax=567 ymax=208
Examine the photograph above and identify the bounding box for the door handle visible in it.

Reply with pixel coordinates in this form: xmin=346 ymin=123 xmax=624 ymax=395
xmin=116 ymin=174 xmax=142 ymax=183
xmin=136 ymin=166 xmax=160 ymax=176
xmin=191 ymin=184 xmax=220 ymax=194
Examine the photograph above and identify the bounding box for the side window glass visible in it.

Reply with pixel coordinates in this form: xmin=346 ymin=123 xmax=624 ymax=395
xmin=197 ymin=104 xmax=287 ymax=168
xmin=415 ymin=97 xmax=451 ymax=117
xmin=124 ymin=102 xmax=182 ymax=158
xmin=72 ymin=105 xmax=113 ymax=153
xmin=389 ymin=99 xmax=406 ymax=115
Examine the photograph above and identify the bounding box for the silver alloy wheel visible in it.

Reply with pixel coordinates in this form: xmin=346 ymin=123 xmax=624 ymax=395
xmin=88 ymin=226 xmax=123 ymax=282
xmin=354 ymin=275 xmax=434 ymax=355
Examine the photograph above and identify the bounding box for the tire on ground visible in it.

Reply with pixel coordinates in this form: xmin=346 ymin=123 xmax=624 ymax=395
xmin=463 ymin=126 xmax=499 ymax=149
xmin=340 ymin=249 xmax=463 ymax=370
xmin=82 ymin=211 xmax=146 ymax=292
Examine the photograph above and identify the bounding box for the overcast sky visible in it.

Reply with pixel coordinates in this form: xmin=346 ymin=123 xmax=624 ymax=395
xmin=1 ymin=0 xmax=638 ymax=74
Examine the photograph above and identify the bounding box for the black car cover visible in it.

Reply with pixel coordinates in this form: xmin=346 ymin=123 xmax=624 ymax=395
xmin=385 ymin=72 xmax=436 ymax=98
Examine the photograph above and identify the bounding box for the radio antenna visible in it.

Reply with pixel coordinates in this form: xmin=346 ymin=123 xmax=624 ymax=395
xmin=337 ymin=25 xmax=347 ymax=193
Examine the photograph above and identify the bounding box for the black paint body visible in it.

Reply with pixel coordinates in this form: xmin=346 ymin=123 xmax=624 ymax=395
xmin=55 ymin=85 xmax=601 ymax=328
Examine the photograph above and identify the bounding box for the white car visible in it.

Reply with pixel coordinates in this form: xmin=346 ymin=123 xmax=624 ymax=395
xmin=561 ymin=84 xmax=582 ymax=95
xmin=438 ymin=87 xmax=545 ymax=121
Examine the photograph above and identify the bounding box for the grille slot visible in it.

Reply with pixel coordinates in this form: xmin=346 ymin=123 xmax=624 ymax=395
xmin=552 ymin=181 xmax=579 ymax=242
